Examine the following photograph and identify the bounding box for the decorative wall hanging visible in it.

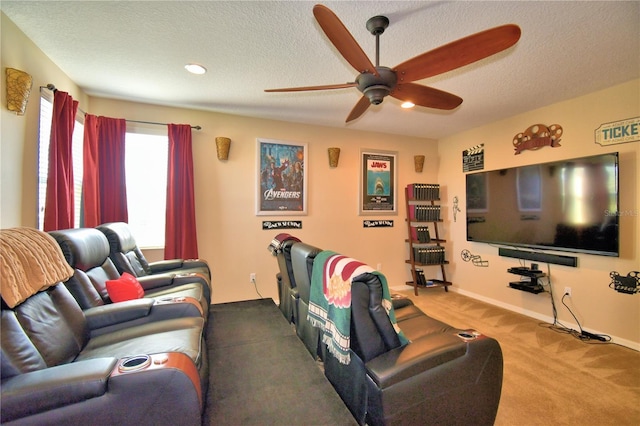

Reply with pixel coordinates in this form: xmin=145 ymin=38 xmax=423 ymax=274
xmin=609 ymin=271 xmax=639 ymax=295
xmin=6 ymin=68 xmax=33 ymax=115
xmin=328 ymin=147 xmax=340 ymax=167
xmin=462 ymin=144 xmax=484 ymax=172
xmin=359 ymin=149 xmax=397 ymax=215
xmin=262 ymin=220 xmax=302 ymax=230
xmin=215 ymin=137 xmax=231 ymax=160
xmin=256 ymin=138 xmax=307 ymax=215
xmin=452 ymin=196 xmax=462 ymax=222
xmin=460 ymin=249 xmax=489 ymax=267
xmin=513 ymin=124 xmax=563 ymax=155
xmin=414 ymin=155 xmax=425 ymax=172
xmin=595 ymin=117 xmax=639 ymax=146
xmin=363 ymin=220 xmax=394 ymax=228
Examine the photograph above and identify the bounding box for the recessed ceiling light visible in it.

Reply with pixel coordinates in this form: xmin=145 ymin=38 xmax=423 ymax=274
xmin=401 ymin=101 xmax=415 ymax=109
xmin=185 ymin=63 xmax=207 ymax=75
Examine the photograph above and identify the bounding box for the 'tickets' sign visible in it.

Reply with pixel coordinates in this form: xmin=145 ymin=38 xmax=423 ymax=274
xmin=595 ymin=117 xmax=640 ymax=146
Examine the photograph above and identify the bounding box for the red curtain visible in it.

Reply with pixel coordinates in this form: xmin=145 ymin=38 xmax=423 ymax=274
xmin=165 ymin=124 xmax=198 ymax=259
xmin=82 ymin=114 xmax=100 ymax=227
xmin=97 ymin=116 xmax=128 ymax=223
xmin=43 ymin=90 xmax=78 ymax=231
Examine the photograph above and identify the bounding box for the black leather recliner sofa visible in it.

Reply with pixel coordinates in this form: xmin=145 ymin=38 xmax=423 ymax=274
xmin=286 ymin=240 xmax=504 ymax=426
xmin=1 ymin=227 xmax=208 ymax=425
xmin=50 ymin=227 xmax=210 ymax=322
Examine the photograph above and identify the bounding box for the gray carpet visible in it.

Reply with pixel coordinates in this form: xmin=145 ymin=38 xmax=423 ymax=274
xmin=203 ymin=299 xmax=357 ymax=425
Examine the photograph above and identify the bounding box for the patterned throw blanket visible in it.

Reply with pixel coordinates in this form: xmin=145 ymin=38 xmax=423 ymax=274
xmin=0 ymin=227 xmax=73 ymax=308
xmin=308 ymin=250 xmax=408 ymax=365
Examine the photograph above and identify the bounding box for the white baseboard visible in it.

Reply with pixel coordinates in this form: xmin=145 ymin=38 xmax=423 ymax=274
xmin=391 ymin=285 xmax=639 ymax=352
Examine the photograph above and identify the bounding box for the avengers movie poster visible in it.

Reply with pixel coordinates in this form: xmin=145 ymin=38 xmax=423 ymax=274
xmin=257 ymin=138 xmax=307 ymax=215
xmin=360 ymin=150 xmax=397 ymax=215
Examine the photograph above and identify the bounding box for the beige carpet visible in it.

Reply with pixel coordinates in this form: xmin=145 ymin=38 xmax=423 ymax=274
xmin=396 ymin=288 xmax=640 ymax=426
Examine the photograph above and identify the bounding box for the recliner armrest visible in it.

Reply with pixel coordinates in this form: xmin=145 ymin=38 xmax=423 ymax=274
xmin=365 ymin=333 xmax=467 ymax=388
xmin=84 ymin=299 xmax=155 ymax=330
xmin=148 ymin=259 xmax=184 ymax=273
xmin=0 ymin=358 xmax=116 ymax=423
xmin=137 ymin=273 xmax=211 ymax=303
xmin=137 ymin=273 xmax=208 ymax=290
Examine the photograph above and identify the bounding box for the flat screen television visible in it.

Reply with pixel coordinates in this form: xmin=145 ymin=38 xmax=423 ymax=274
xmin=466 ymin=152 xmax=619 ymax=257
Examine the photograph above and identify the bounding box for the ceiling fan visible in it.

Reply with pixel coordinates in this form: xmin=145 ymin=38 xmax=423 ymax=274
xmin=265 ymin=4 xmax=521 ymax=122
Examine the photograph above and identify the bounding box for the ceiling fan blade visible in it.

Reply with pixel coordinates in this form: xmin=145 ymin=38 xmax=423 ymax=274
xmin=394 ymin=24 xmax=521 ymax=83
xmin=346 ymin=96 xmax=371 ymax=122
xmin=313 ymin=4 xmax=379 ymax=77
xmin=391 ymin=83 xmax=462 ymax=110
xmin=265 ymin=82 xmax=357 ymax=92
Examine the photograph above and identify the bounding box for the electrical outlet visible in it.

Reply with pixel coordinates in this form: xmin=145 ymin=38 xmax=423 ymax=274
xmin=250 ymin=273 xmax=256 ymax=283
xmin=376 ymin=263 xmax=382 ymax=271
xmin=564 ymin=286 xmax=572 ymax=297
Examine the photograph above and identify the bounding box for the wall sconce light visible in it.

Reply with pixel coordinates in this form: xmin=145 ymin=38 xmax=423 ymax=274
xmin=215 ymin=137 xmax=231 ymax=160
xmin=414 ymin=155 xmax=425 ymax=173
xmin=328 ymin=147 xmax=340 ymax=168
xmin=6 ymin=68 xmax=33 ymax=116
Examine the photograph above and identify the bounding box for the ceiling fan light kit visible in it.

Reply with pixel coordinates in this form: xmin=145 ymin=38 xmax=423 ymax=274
xmin=265 ymin=4 xmax=521 ymax=123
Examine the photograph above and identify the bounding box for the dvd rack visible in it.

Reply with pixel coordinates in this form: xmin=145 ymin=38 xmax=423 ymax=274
xmin=405 ymin=183 xmax=451 ymax=296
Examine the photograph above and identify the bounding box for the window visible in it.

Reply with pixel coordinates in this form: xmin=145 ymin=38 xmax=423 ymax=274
xmin=37 ymin=91 xmax=84 ymax=230
xmin=124 ymin=131 xmax=168 ymax=248
xmin=38 ymin=94 xmax=168 ymax=248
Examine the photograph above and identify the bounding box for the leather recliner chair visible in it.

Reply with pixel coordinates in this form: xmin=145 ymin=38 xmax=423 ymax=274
xmin=49 ymin=228 xmax=210 ymax=323
xmin=96 ymin=222 xmax=211 ymax=288
xmin=323 ymin=271 xmax=504 ymax=426
xmin=287 ymin=241 xmax=503 ymax=425
xmin=1 ymin=283 xmax=208 ymax=425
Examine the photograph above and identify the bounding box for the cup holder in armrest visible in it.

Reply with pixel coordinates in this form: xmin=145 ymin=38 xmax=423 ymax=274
xmin=456 ymin=330 xmax=483 ymax=342
xmin=118 ymin=355 xmax=151 ymax=373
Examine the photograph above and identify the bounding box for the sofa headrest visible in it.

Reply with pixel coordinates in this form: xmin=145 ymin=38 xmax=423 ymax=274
xmin=49 ymin=228 xmax=110 ymax=272
xmin=290 ymin=242 xmax=322 ymax=301
xmin=97 ymin=222 xmax=138 ymax=253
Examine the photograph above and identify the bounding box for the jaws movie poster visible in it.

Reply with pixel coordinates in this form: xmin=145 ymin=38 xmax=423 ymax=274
xmin=258 ymin=139 xmax=306 ymax=215
xmin=361 ymin=151 xmax=396 ymax=214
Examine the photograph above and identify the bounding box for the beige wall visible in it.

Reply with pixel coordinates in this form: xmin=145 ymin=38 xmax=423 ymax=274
xmin=89 ymin=98 xmax=438 ymax=305
xmin=2 ymin=12 xmax=639 ymax=349
xmin=1 ymin=13 xmax=89 ymax=228
xmin=438 ymin=79 xmax=640 ymax=349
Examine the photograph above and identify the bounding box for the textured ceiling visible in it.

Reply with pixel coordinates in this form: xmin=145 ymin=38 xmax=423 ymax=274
xmin=2 ymin=1 xmax=638 ymax=139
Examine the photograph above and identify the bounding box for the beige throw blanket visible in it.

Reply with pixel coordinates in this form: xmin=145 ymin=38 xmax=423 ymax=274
xmin=0 ymin=227 xmax=73 ymax=308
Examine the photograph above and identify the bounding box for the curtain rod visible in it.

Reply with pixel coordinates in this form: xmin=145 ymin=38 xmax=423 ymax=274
xmin=42 ymin=84 xmax=202 ymax=130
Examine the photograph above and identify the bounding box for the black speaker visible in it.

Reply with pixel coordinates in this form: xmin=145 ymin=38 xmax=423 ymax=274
xmin=498 ymin=247 xmax=578 ymax=267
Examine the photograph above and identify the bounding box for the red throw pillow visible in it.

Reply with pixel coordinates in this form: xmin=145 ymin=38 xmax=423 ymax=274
xmin=106 ymin=272 xmax=145 ymax=302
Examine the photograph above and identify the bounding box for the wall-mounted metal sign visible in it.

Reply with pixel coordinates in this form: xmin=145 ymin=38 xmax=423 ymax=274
xmin=462 ymin=144 xmax=484 ymax=172
xmin=513 ymin=124 xmax=563 ymax=155
xmin=595 ymin=117 xmax=640 ymax=146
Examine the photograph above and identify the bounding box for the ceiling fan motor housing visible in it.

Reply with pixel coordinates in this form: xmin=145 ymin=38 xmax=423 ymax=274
xmin=357 ymin=67 xmax=397 ymax=105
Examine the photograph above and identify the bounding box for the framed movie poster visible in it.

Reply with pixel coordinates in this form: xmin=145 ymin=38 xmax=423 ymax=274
xmin=256 ymin=138 xmax=308 ymax=215
xmin=359 ymin=149 xmax=397 ymax=215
